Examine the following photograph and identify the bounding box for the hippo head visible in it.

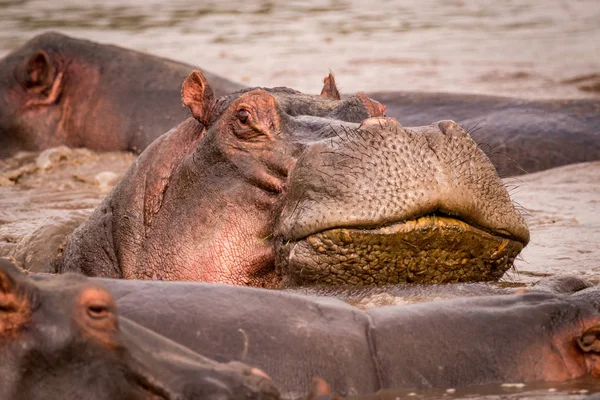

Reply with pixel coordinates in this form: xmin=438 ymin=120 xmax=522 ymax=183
xmin=59 ymin=71 xmax=529 ymax=287
xmin=0 ymin=259 xmax=279 ymax=400
xmin=0 ymin=32 xmax=213 ymax=157
xmin=0 ymin=33 xmax=87 ymax=156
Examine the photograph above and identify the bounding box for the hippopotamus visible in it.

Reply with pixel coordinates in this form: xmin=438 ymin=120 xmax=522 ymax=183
xmin=55 ymin=70 xmax=529 ymax=287
xmin=371 ymin=90 xmax=600 ymax=177
xmin=2 ymin=34 xmax=598 ymax=177
xmin=0 ymin=259 xmax=279 ymax=400
xmin=18 ymin=261 xmax=600 ymax=398
xmin=0 ymin=31 xmax=243 ymax=157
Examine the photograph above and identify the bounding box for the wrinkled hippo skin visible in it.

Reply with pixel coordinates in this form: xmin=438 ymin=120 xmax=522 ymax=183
xmin=0 ymin=259 xmax=279 ymax=400
xmin=2 ymin=34 xmax=598 ymax=177
xmin=0 ymin=32 xmax=243 ymax=157
xmin=56 ymin=71 xmax=529 ymax=287
xmin=93 ymin=276 xmax=600 ymax=398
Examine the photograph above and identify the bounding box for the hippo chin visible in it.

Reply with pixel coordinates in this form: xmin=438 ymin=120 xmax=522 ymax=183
xmin=56 ymin=70 xmax=529 ymax=287
xmin=0 ymin=259 xmax=279 ymax=400
xmin=0 ymin=32 xmax=243 ymax=157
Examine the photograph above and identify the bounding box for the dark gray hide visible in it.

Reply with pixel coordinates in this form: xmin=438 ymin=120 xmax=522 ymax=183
xmin=98 ymin=279 xmax=600 ymax=398
xmin=369 ymin=91 xmax=600 ymax=176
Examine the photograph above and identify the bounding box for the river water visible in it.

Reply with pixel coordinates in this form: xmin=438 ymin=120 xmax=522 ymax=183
xmin=0 ymin=0 xmax=599 ymax=99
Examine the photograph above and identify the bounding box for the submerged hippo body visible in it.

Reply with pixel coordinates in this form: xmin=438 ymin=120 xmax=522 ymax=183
xmin=56 ymin=71 xmax=529 ymax=287
xmin=0 ymin=32 xmax=243 ymax=157
xmin=0 ymin=259 xmax=279 ymax=400
xmin=85 ymin=276 xmax=600 ymax=398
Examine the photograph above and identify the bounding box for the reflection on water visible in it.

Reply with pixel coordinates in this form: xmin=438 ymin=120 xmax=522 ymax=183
xmin=0 ymin=0 xmax=599 ymax=98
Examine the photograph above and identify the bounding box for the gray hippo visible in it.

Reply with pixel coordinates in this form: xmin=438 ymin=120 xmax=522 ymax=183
xmin=372 ymin=90 xmax=600 ymax=177
xmin=1 ymin=33 xmax=599 ymax=177
xmin=14 ymin=260 xmax=600 ymax=399
xmin=0 ymin=31 xmax=243 ymax=157
xmin=0 ymin=259 xmax=279 ymax=400
xmin=56 ymin=70 xmax=529 ymax=287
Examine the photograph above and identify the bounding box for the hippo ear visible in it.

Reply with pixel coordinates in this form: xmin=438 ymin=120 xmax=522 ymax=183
xmin=25 ymin=51 xmax=53 ymax=88
xmin=320 ymin=73 xmax=341 ymax=100
xmin=0 ymin=259 xmax=21 ymax=293
xmin=23 ymin=50 xmax=64 ymax=107
xmin=0 ymin=259 xmax=31 ymax=334
xmin=182 ymin=70 xmax=215 ymax=126
xmin=356 ymin=92 xmax=387 ymax=117
xmin=577 ymin=326 xmax=600 ymax=353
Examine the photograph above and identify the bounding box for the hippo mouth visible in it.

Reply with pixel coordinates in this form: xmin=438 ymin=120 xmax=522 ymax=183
xmin=276 ymin=214 xmax=525 ymax=286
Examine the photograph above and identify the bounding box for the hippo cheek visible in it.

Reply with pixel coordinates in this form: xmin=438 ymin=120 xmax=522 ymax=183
xmin=275 ymin=216 xmax=523 ymax=286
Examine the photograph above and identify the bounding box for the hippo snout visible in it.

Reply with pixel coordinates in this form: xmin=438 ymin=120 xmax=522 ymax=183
xmin=276 ymin=117 xmax=529 ymax=285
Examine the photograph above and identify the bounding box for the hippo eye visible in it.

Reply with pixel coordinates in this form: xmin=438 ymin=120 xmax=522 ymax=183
xmin=87 ymin=304 xmax=110 ymax=320
xmin=237 ymin=109 xmax=250 ymax=124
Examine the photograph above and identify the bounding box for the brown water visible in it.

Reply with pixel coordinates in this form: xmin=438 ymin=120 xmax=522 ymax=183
xmin=0 ymin=147 xmax=135 ymax=271
xmin=0 ymin=0 xmax=599 ymax=99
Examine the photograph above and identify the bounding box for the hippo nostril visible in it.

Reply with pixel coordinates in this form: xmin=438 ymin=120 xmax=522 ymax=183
xmin=438 ymin=120 xmax=467 ymax=138
xmin=359 ymin=116 xmax=400 ymax=129
xmin=87 ymin=304 xmax=110 ymax=320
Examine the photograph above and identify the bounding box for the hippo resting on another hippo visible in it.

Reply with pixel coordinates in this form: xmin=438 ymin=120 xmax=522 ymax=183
xmin=55 ymin=70 xmax=529 ymax=287
xmin=0 ymin=32 xmax=243 ymax=157
xmin=1 ymin=33 xmax=599 ymax=177
xmin=0 ymin=259 xmax=279 ymax=400
xmin=7 ymin=261 xmax=600 ymax=398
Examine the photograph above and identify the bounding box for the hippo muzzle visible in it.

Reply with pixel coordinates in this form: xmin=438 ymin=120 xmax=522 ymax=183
xmin=276 ymin=117 xmax=529 ymax=286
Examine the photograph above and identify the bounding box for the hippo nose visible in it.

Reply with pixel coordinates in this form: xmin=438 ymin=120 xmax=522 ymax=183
xmin=359 ymin=116 xmax=400 ymax=128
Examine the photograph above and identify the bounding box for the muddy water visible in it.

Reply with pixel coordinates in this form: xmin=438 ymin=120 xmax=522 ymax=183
xmin=0 ymin=147 xmax=134 ymax=271
xmin=0 ymin=0 xmax=599 ymax=99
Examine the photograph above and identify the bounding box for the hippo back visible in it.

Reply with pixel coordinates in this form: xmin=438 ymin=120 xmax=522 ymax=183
xmin=101 ymin=279 xmax=380 ymax=398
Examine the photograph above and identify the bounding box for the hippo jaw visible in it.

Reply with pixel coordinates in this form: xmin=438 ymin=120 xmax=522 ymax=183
xmin=275 ymin=118 xmax=529 ymax=286
xmin=276 ymin=214 xmax=525 ymax=286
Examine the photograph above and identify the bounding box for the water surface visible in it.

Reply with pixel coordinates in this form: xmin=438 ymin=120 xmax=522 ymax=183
xmin=0 ymin=0 xmax=599 ymax=98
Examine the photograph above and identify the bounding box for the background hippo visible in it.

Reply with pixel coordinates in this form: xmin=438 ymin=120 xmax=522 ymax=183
xmin=1 ymin=33 xmax=598 ymax=177
xmin=372 ymin=90 xmax=600 ymax=177
xmin=85 ymin=275 xmax=600 ymax=398
xmin=0 ymin=32 xmax=243 ymax=157
xmin=0 ymin=259 xmax=279 ymax=400
xmin=56 ymin=71 xmax=529 ymax=287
